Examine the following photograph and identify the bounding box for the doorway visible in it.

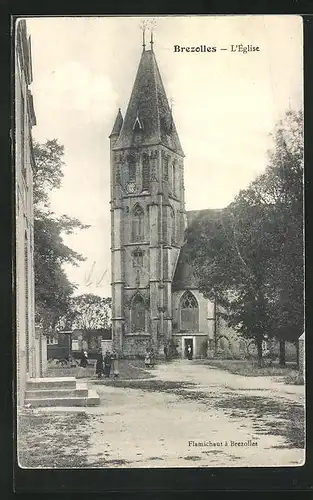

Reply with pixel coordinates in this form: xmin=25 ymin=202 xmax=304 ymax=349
xmin=183 ymin=337 xmax=194 ymax=359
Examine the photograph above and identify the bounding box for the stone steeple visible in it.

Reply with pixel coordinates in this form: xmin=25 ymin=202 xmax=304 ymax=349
xmin=113 ymin=49 xmax=184 ymax=156
xmin=110 ymin=40 xmax=186 ymax=358
xmin=109 ymin=108 xmax=123 ymax=138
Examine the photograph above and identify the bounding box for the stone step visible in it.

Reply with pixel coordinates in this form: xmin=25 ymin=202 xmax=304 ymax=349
xmin=25 ymin=384 xmax=89 ymax=399
xmin=26 ymin=377 xmax=77 ymax=390
xmin=25 ymin=389 xmax=100 ymax=408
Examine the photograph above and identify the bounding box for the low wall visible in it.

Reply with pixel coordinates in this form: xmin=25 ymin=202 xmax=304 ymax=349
xmin=121 ymin=335 xmax=152 ymax=358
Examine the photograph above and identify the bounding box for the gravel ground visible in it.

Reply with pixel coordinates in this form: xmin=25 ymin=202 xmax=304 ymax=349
xmin=18 ymin=360 xmax=305 ymax=469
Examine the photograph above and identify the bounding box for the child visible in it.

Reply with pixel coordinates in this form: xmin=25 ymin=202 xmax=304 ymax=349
xmin=145 ymin=349 xmax=151 ymax=368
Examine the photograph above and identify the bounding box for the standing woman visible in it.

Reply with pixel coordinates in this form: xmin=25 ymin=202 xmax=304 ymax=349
xmin=111 ymin=349 xmax=119 ymax=378
xmin=104 ymin=351 xmax=112 ymax=378
xmin=80 ymin=348 xmax=88 ymax=368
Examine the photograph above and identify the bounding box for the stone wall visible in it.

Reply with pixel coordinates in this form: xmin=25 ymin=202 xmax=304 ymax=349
xmin=122 ymin=335 xmax=152 ymax=357
xmin=15 ymin=20 xmax=38 ymax=406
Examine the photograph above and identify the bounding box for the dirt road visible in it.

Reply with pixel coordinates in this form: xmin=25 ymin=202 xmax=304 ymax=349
xmin=83 ymin=360 xmax=305 ymax=468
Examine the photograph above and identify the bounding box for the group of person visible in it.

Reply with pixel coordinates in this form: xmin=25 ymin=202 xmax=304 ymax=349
xmin=79 ymin=348 xmax=119 ymax=378
xmin=95 ymin=349 xmax=119 ymax=379
xmin=79 ymin=341 xmax=191 ymax=377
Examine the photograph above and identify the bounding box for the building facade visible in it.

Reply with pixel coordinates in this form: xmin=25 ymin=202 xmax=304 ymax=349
xmin=15 ymin=19 xmax=46 ymax=406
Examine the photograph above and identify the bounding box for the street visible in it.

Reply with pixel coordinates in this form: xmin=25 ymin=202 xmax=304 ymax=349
xmin=20 ymin=360 xmax=305 ymax=468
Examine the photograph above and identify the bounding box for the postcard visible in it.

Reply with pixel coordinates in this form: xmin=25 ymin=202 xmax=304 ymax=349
xmin=15 ymin=15 xmax=305 ymax=470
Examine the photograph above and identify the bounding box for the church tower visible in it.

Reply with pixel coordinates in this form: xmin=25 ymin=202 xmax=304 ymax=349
xmin=109 ymin=33 xmax=186 ymax=357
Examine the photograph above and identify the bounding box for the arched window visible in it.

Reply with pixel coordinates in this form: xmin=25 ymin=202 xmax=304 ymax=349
xmin=172 ymin=161 xmax=177 ymax=195
xmin=180 ymin=291 xmax=199 ymax=332
xmin=132 ymin=204 xmax=144 ymax=242
xmin=170 ymin=206 xmax=175 ymax=245
xmin=128 ymin=154 xmax=136 ymax=182
xmin=163 ymin=155 xmax=169 ymax=181
xmin=142 ymin=154 xmax=149 ymax=191
xmin=131 ymin=294 xmax=146 ymax=332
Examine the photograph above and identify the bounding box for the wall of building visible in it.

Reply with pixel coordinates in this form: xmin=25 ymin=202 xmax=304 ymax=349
xmin=111 ymin=138 xmax=186 ymax=355
xmin=15 ymin=20 xmax=41 ymax=406
xmin=172 ymin=288 xmax=215 ymax=337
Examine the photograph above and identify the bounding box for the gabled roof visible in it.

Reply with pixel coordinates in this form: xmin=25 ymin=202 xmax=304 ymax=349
xmin=113 ymin=49 xmax=184 ymax=156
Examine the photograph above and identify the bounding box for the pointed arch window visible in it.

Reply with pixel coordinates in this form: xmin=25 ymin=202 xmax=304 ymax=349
xmin=128 ymin=154 xmax=136 ymax=182
xmin=142 ymin=153 xmax=150 ymax=191
xmin=132 ymin=204 xmax=144 ymax=242
xmin=163 ymin=155 xmax=169 ymax=181
xmin=131 ymin=294 xmax=146 ymax=332
xmin=180 ymin=291 xmax=199 ymax=332
xmin=172 ymin=161 xmax=177 ymax=195
xmin=170 ymin=206 xmax=175 ymax=245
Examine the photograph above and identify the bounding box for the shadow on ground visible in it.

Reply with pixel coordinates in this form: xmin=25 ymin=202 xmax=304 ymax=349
xmin=102 ymin=378 xmax=305 ymax=449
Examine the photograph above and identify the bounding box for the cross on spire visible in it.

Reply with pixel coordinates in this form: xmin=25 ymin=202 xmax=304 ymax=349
xmin=140 ymin=18 xmax=156 ymax=52
xmin=140 ymin=20 xmax=148 ymax=51
xmin=149 ymin=18 xmax=156 ymax=51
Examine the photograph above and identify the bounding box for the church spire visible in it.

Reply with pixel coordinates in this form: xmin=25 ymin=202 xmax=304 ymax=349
xmin=113 ymin=47 xmax=184 ymax=156
xmin=109 ymin=108 xmax=123 ymax=138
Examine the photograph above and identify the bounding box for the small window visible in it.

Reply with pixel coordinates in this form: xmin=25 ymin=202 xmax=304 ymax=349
xmin=128 ymin=154 xmax=136 ymax=182
xmin=132 ymin=248 xmax=143 ymax=268
xmin=132 ymin=204 xmax=144 ymax=242
xmin=172 ymin=161 xmax=177 ymax=195
xmin=71 ymin=339 xmax=80 ymax=351
xmin=47 ymin=335 xmax=58 ymax=345
xmin=142 ymin=154 xmax=149 ymax=191
xmin=170 ymin=207 xmax=175 ymax=245
xmin=163 ymin=155 xmax=168 ymax=181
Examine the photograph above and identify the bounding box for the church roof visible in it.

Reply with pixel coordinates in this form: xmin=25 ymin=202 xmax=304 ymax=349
xmin=109 ymin=108 xmax=123 ymax=137
xmin=172 ymin=208 xmax=224 ymax=290
xmin=113 ymin=49 xmax=184 ymax=156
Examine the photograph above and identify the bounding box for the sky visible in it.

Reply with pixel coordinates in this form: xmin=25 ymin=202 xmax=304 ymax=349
xmin=25 ymin=15 xmax=303 ymax=298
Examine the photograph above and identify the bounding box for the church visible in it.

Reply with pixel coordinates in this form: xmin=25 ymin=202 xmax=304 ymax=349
xmin=109 ymin=34 xmax=237 ymax=359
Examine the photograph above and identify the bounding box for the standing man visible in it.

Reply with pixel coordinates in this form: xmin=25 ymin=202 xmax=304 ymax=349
xmin=104 ymin=351 xmax=112 ymax=378
xmin=95 ymin=349 xmax=104 ymax=378
xmin=164 ymin=343 xmax=168 ymax=361
xmin=187 ymin=345 xmax=192 ymax=360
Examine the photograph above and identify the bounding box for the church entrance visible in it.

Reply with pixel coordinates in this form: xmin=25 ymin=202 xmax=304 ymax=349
xmin=183 ymin=337 xmax=194 ymax=359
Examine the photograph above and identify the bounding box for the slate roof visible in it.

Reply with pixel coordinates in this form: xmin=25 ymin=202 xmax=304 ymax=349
xmin=172 ymin=208 xmax=224 ymax=290
xmin=113 ymin=49 xmax=184 ymax=156
xmin=109 ymin=108 xmax=123 ymax=137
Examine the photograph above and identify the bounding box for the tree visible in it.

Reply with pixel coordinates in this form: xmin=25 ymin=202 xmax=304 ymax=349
xmin=248 ymin=110 xmax=304 ymax=364
xmin=57 ymin=294 xmax=112 ymax=349
xmin=186 ymin=202 xmax=274 ymax=366
xmin=33 ymin=139 xmax=90 ymax=330
xmin=33 ymin=139 xmax=65 ymax=208
xmin=186 ymin=109 xmax=303 ymax=366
